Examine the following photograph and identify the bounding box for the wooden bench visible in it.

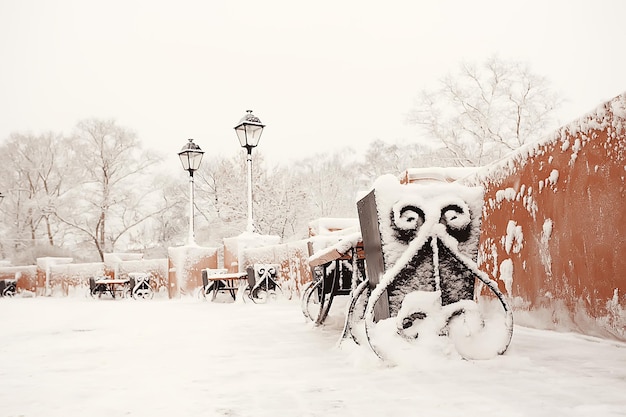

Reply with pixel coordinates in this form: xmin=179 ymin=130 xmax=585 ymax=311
xmin=201 ymin=270 xmax=249 ymax=301
xmin=303 ymin=237 xmax=366 ymax=324
xmin=89 ymin=277 xmax=130 ymax=299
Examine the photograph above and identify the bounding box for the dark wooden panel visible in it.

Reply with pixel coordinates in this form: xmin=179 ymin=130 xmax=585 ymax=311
xmin=357 ymin=190 xmax=390 ymax=321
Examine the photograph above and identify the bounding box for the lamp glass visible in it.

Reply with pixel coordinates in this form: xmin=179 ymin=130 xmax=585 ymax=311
xmin=234 ymin=110 xmax=265 ymax=148
xmin=178 ymin=139 xmax=204 ymax=172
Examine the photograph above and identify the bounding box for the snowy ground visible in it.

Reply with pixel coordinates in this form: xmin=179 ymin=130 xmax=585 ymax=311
xmin=1 ymin=296 xmax=625 ymax=417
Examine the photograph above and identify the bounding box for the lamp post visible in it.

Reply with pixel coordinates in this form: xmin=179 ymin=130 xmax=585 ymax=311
xmin=234 ymin=110 xmax=265 ymax=233
xmin=178 ymin=139 xmax=204 ymax=245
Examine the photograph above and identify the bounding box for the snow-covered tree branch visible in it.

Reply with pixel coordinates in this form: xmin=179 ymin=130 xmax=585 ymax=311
xmin=408 ymin=56 xmax=562 ymax=166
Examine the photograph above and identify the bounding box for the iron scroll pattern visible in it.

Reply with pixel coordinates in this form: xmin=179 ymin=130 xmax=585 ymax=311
xmin=356 ymin=196 xmax=513 ymax=360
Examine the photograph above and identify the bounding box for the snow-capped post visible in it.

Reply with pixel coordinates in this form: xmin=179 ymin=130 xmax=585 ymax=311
xmin=177 ymin=138 xmax=204 ymax=246
xmin=234 ymin=110 xmax=265 ymax=234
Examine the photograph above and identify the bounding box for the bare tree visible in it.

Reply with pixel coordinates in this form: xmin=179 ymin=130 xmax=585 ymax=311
xmin=253 ymin=161 xmax=312 ymax=239
xmin=0 ymin=132 xmax=79 ymax=262
xmin=117 ymin=170 xmax=189 ymax=257
xmin=408 ymin=56 xmax=562 ymax=166
xmin=193 ymin=154 xmax=248 ymax=244
xmin=54 ymin=119 xmax=165 ymax=261
xmin=194 ymin=152 xmax=302 ymax=242
xmin=292 ymin=152 xmax=360 ymax=220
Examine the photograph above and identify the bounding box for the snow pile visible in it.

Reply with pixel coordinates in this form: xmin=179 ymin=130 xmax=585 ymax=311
xmin=344 ymin=289 xmax=518 ymax=365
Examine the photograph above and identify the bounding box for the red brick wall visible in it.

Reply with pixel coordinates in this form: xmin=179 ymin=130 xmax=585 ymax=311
xmin=467 ymin=93 xmax=625 ymax=339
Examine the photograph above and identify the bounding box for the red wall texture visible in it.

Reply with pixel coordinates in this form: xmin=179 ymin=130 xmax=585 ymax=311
xmin=467 ymin=93 xmax=625 ymax=339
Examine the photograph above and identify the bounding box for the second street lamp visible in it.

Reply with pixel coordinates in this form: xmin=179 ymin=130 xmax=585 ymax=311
xmin=234 ymin=110 xmax=265 ymax=233
xmin=178 ymin=138 xmax=204 ymax=245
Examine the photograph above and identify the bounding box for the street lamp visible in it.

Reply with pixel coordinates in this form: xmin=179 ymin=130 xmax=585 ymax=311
xmin=234 ymin=110 xmax=265 ymax=233
xmin=178 ymin=138 xmax=204 ymax=245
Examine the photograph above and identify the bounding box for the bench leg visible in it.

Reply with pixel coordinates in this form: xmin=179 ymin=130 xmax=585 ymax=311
xmin=211 ymin=281 xmax=221 ymax=301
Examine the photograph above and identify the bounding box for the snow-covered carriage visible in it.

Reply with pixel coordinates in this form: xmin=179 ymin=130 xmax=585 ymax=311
xmin=303 ymin=175 xmax=514 ymax=361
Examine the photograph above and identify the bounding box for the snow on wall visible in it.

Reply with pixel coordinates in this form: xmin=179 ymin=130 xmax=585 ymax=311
xmin=167 ymin=245 xmax=219 ymax=297
xmin=242 ymin=239 xmax=312 ymax=299
xmin=463 ymin=92 xmax=626 ymax=340
xmin=49 ymin=262 xmax=105 ymax=297
xmin=223 ymin=232 xmax=281 ymax=274
xmin=4 ymin=254 xmax=168 ymax=298
xmin=0 ymin=265 xmax=37 ymax=293
xmin=116 ymin=258 xmax=169 ymax=294
xmin=103 ymin=252 xmax=143 ymax=280
xmin=36 ymin=257 xmax=74 ymax=292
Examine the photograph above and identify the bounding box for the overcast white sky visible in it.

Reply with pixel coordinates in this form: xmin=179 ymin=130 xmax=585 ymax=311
xmin=1 ymin=0 xmax=624 ymax=168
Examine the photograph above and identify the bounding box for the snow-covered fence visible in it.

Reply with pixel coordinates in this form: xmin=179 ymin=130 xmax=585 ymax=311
xmin=459 ymin=92 xmax=626 ymax=340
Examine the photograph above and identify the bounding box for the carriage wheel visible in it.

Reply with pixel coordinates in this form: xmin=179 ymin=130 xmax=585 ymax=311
xmin=249 ymin=284 xmax=272 ymax=304
xmin=301 ymin=279 xmax=323 ymax=321
xmin=339 ymin=279 xmax=370 ymax=345
xmin=197 ymin=286 xmax=207 ymax=300
xmin=314 ymin=265 xmax=341 ymax=325
xmin=300 ymin=281 xmax=316 ymax=320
